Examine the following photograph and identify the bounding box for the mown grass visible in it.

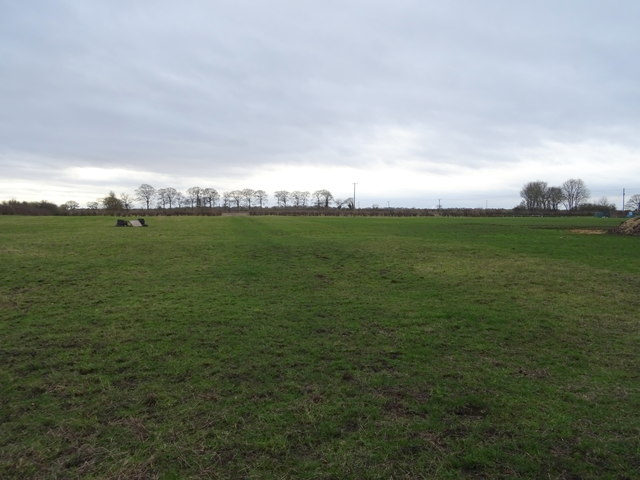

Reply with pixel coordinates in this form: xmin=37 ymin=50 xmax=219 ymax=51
xmin=1 ymin=215 xmax=638 ymax=479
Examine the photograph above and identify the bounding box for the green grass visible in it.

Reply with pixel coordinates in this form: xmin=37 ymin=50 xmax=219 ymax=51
xmin=1 ymin=215 xmax=638 ymax=479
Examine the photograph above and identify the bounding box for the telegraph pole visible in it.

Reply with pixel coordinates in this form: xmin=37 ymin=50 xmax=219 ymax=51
xmin=352 ymin=183 xmax=357 ymax=211
xmin=622 ymin=188 xmax=626 ymax=211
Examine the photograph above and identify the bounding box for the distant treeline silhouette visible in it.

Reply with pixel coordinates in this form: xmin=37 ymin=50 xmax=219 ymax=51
xmin=2 ymin=179 xmax=633 ymax=217
xmin=0 ymin=200 xmax=626 ymax=218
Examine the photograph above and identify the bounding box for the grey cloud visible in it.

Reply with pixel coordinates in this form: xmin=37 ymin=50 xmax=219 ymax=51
xmin=2 ymin=1 xmax=640 ymax=204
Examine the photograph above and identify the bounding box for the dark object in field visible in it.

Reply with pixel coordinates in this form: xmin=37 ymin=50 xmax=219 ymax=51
xmin=115 ymin=218 xmax=148 ymax=227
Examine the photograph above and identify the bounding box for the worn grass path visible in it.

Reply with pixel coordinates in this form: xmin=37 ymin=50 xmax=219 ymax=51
xmin=1 ymin=216 xmax=638 ymax=479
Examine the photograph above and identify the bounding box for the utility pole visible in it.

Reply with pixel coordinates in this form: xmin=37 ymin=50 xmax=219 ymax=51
xmin=352 ymin=183 xmax=357 ymax=211
xmin=622 ymin=188 xmax=626 ymax=211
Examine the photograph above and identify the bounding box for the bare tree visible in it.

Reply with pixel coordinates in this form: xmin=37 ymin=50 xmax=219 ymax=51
xmin=312 ymin=190 xmax=322 ymax=208
xmin=595 ymin=197 xmax=616 ymax=211
xmin=187 ymin=186 xmax=203 ymax=207
xmin=334 ymin=197 xmax=353 ymax=209
xmin=120 ymin=193 xmax=133 ymax=211
xmin=222 ymin=191 xmax=231 ymax=208
xmin=520 ymin=181 xmax=548 ymax=210
xmin=86 ymin=201 xmax=99 ymax=210
xmin=135 ymin=184 xmax=156 ymax=210
xmin=562 ymin=178 xmax=590 ymax=210
xmin=290 ymin=190 xmax=311 ymax=207
xmin=175 ymin=191 xmax=187 ymax=208
xmin=544 ymin=187 xmax=564 ymax=211
xmin=62 ymin=200 xmax=79 ymax=211
xmin=253 ymin=190 xmax=268 ymax=207
xmin=202 ymin=188 xmax=219 ymax=207
xmin=229 ymin=190 xmax=243 ymax=208
xmin=313 ymin=189 xmax=333 ymax=208
xmin=290 ymin=191 xmax=303 ymax=207
xmin=241 ymin=189 xmax=255 ymax=208
xmin=625 ymin=194 xmax=640 ymax=212
xmin=274 ymin=190 xmax=290 ymax=207
xmin=164 ymin=187 xmax=179 ymax=208
xmin=156 ymin=188 xmax=169 ymax=209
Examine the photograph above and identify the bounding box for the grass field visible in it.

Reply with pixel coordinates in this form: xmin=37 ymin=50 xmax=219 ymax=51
xmin=1 ymin=215 xmax=638 ymax=479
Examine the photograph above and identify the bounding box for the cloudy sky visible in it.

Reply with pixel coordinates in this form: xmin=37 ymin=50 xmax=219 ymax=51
xmin=1 ymin=0 xmax=639 ymax=208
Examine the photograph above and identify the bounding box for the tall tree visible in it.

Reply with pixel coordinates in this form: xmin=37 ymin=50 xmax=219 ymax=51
xmin=201 ymin=188 xmax=219 ymax=207
xmin=291 ymin=190 xmax=310 ymax=207
xmin=229 ymin=190 xmax=243 ymax=208
xmin=291 ymin=191 xmax=303 ymax=207
xmin=164 ymin=187 xmax=179 ymax=208
xmin=102 ymin=191 xmax=124 ymax=212
xmin=312 ymin=190 xmax=322 ymax=208
xmin=624 ymin=194 xmax=640 ymax=212
xmin=175 ymin=191 xmax=187 ymax=208
xmin=187 ymin=186 xmax=202 ymax=207
xmin=222 ymin=191 xmax=231 ymax=208
xmin=313 ymin=189 xmax=333 ymax=208
xmin=120 ymin=193 xmax=133 ymax=211
xmin=241 ymin=189 xmax=255 ymax=208
xmin=156 ymin=188 xmax=169 ymax=209
xmin=253 ymin=190 xmax=268 ymax=207
xmin=545 ymin=186 xmax=564 ymax=211
xmin=520 ymin=181 xmax=547 ymax=210
xmin=562 ymin=178 xmax=590 ymax=210
xmin=135 ymin=184 xmax=156 ymax=210
xmin=274 ymin=190 xmax=290 ymax=207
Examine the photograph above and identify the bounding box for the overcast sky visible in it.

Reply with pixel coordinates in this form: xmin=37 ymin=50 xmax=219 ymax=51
xmin=1 ymin=0 xmax=639 ymax=208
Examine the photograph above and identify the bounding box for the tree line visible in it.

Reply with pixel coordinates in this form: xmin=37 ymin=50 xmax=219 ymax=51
xmin=3 ymin=180 xmax=640 ymax=215
xmin=72 ymin=185 xmax=352 ymax=212
xmin=519 ymin=178 xmax=608 ymax=211
xmin=517 ymin=178 xmax=640 ymax=214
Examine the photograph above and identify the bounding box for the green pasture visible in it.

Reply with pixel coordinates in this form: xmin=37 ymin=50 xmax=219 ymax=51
xmin=1 ymin=215 xmax=638 ymax=479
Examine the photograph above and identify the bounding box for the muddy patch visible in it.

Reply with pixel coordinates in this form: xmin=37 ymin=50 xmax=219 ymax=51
xmin=568 ymin=229 xmax=607 ymax=235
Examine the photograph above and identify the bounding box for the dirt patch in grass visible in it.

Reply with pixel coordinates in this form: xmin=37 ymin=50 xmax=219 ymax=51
xmin=568 ymin=229 xmax=607 ymax=235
